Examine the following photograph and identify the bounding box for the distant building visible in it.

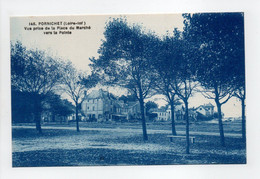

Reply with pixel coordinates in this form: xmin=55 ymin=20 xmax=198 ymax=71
xmin=153 ymin=104 xmax=206 ymax=122
xmin=153 ymin=104 xmax=185 ymax=121
xmin=81 ymin=89 xmax=114 ymax=122
xmin=81 ymin=89 xmax=141 ymax=122
xmin=67 ymin=111 xmax=85 ymax=122
xmin=168 ymin=104 xmax=185 ymax=121
xmin=155 ymin=109 xmax=170 ymax=121
xmin=113 ymin=101 xmax=141 ymax=121
xmin=196 ymin=103 xmax=214 ymax=117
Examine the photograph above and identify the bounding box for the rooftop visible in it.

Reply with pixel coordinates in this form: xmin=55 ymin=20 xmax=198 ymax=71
xmin=86 ymin=89 xmax=115 ymax=99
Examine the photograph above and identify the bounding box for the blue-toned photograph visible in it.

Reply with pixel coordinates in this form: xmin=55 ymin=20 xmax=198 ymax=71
xmin=11 ymin=13 xmax=246 ymax=167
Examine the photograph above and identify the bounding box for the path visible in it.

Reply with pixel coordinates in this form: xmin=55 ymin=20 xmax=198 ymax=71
xmin=12 ymin=125 xmax=242 ymax=137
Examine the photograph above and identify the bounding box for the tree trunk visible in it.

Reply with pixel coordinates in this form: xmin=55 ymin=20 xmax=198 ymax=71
xmin=170 ymin=102 xmax=177 ymax=136
xmin=52 ymin=114 xmax=55 ymax=122
xmin=139 ymin=98 xmax=148 ymax=141
xmin=215 ymin=100 xmax=225 ymax=147
xmin=241 ymin=98 xmax=246 ymax=142
xmin=34 ymin=97 xmax=42 ymax=134
xmin=184 ymin=100 xmax=190 ymax=154
xmin=35 ymin=111 xmax=42 ymax=134
xmin=76 ymin=104 xmax=80 ymax=132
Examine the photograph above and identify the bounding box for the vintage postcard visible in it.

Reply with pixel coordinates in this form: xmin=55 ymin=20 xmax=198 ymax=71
xmin=10 ymin=13 xmax=246 ymax=167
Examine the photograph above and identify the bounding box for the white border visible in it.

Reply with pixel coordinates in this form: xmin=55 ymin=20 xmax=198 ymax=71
xmin=1 ymin=0 xmax=260 ymax=179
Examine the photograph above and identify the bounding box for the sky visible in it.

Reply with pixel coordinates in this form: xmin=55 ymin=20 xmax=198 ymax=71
xmin=10 ymin=14 xmax=242 ymax=117
xmin=10 ymin=14 xmax=184 ymax=71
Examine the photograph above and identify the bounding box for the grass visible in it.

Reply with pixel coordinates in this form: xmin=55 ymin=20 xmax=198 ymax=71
xmin=12 ymin=121 xmax=246 ymax=167
xmin=67 ymin=120 xmax=243 ymax=134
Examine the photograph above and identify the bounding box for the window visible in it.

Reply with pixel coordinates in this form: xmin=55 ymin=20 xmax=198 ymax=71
xmin=93 ymin=106 xmax=95 ymax=111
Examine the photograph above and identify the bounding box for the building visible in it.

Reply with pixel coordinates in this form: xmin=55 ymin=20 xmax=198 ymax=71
xmin=153 ymin=102 xmax=216 ymax=122
xmin=153 ymin=104 xmax=200 ymax=122
xmin=81 ymin=89 xmax=141 ymax=122
xmin=167 ymin=104 xmax=185 ymax=121
xmin=153 ymin=104 xmax=184 ymax=121
xmin=196 ymin=103 xmax=214 ymax=117
xmin=81 ymin=89 xmax=114 ymax=122
xmin=113 ymin=101 xmax=142 ymax=121
xmin=155 ymin=109 xmax=170 ymax=121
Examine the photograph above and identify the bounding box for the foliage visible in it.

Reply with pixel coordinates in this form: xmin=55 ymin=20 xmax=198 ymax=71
xmin=91 ymin=18 xmax=159 ymax=141
xmin=183 ymin=13 xmax=244 ymax=101
xmin=11 ymin=89 xmax=34 ymax=123
xmin=60 ymin=61 xmax=98 ymax=106
xmin=151 ymin=29 xmax=186 ymax=135
xmin=196 ymin=112 xmax=213 ymax=121
xmin=44 ymin=93 xmax=74 ymax=119
xmin=145 ymin=101 xmax=158 ymax=112
xmin=11 ymin=41 xmax=62 ymax=95
xmin=118 ymin=94 xmax=138 ymax=103
xmin=80 ymin=72 xmax=100 ymax=89
xmin=11 ymin=41 xmax=62 ymax=133
xmin=59 ymin=61 xmax=86 ymax=105
xmin=59 ymin=61 xmax=98 ymax=131
xmin=183 ymin=13 xmax=245 ymax=146
xmin=91 ymin=18 xmax=158 ymax=99
xmin=156 ymin=28 xmax=198 ymax=154
xmin=145 ymin=101 xmax=158 ymax=120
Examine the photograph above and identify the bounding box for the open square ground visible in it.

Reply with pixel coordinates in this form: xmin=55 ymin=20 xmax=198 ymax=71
xmin=12 ymin=121 xmax=246 ymax=167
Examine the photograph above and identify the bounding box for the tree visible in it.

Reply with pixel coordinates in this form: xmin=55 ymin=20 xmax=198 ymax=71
xmin=145 ymin=101 xmax=158 ymax=112
xmin=145 ymin=101 xmax=158 ymax=117
xmin=232 ymin=26 xmax=245 ymax=141
xmin=183 ymin=13 xmax=245 ymax=146
xmin=60 ymin=61 xmax=97 ymax=132
xmin=44 ymin=93 xmax=74 ymax=122
xmin=11 ymin=41 xmax=62 ymax=133
xmin=60 ymin=99 xmax=75 ymax=118
xmin=11 ymin=89 xmax=34 ymax=123
xmin=118 ymin=94 xmax=137 ymax=103
xmin=233 ymin=79 xmax=246 ymax=142
xmin=151 ymin=27 xmax=197 ymax=153
xmin=145 ymin=101 xmax=158 ymax=121
xmin=91 ymin=18 xmax=158 ymax=141
xmin=152 ymin=29 xmax=184 ymax=136
xmin=171 ymin=37 xmax=198 ymax=154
